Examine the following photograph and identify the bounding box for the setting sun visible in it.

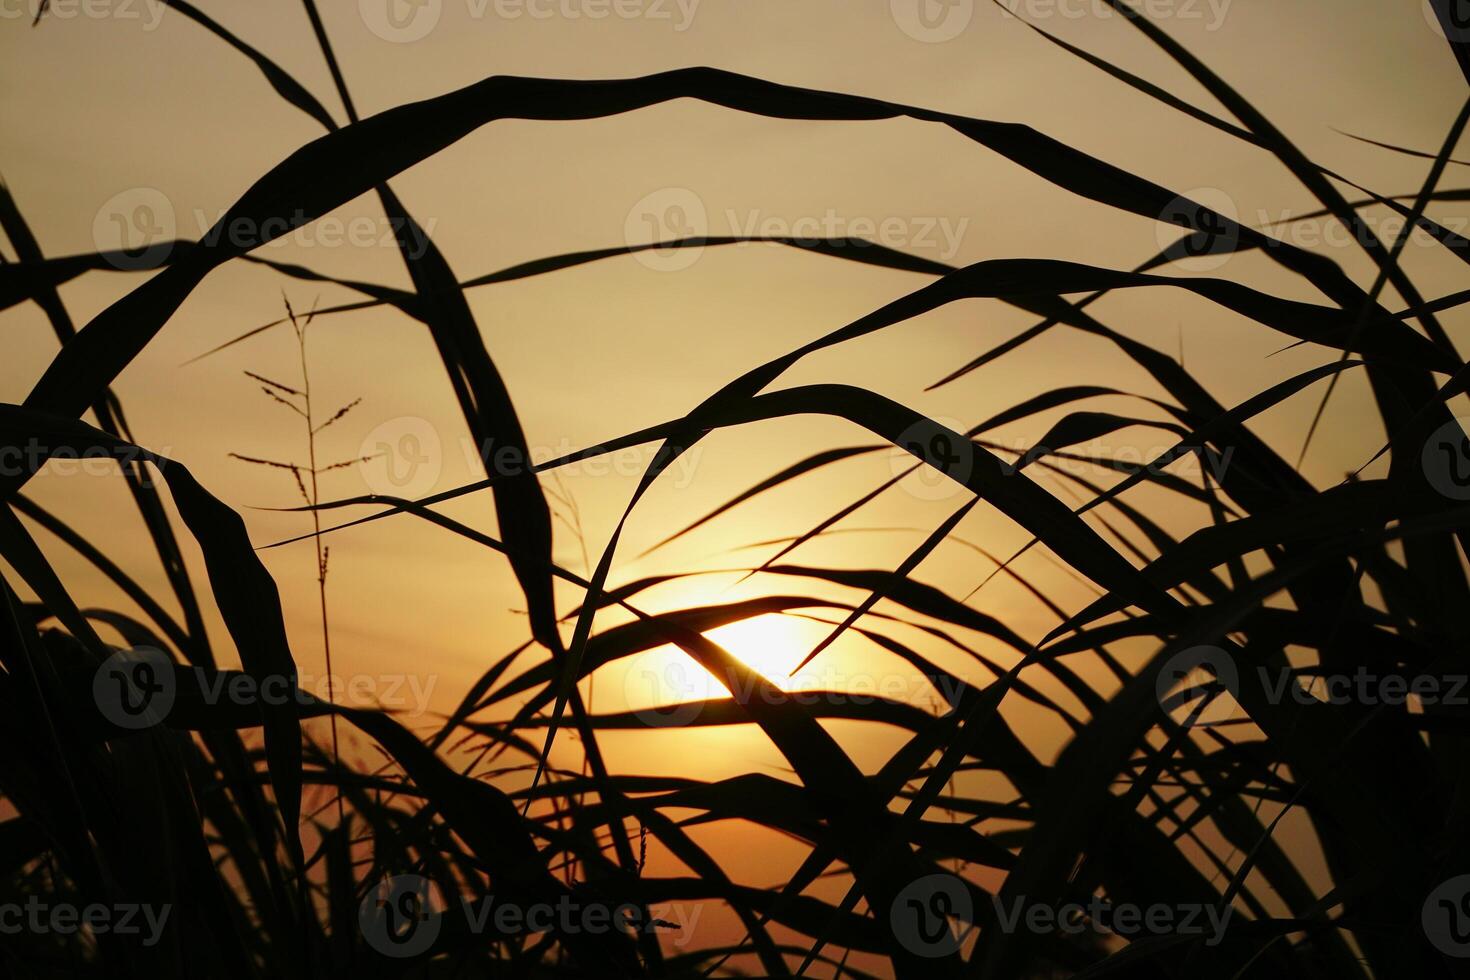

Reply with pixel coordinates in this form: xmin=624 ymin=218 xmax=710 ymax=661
xmin=703 ymin=613 xmax=816 ymax=692
xmin=613 ymin=612 xmax=829 ymax=716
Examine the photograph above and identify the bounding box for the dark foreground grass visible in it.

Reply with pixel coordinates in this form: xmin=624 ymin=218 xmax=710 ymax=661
xmin=3 ymin=3 xmax=1470 ymax=977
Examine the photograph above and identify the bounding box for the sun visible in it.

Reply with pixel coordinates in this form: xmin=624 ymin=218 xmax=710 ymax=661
xmin=702 ymin=613 xmax=815 ymax=693
xmin=615 ymin=612 xmax=825 ymax=716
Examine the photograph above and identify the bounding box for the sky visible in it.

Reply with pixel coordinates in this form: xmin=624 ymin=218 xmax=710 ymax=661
xmin=2 ymin=0 xmax=1468 ymax=966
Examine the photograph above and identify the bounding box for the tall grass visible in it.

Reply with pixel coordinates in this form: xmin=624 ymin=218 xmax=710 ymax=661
xmin=3 ymin=2 xmax=1469 ymax=977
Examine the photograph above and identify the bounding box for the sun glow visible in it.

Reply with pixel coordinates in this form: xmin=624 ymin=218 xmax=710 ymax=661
xmin=703 ymin=614 xmax=816 ymax=693
xmin=613 ymin=612 xmax=831 ymax=719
